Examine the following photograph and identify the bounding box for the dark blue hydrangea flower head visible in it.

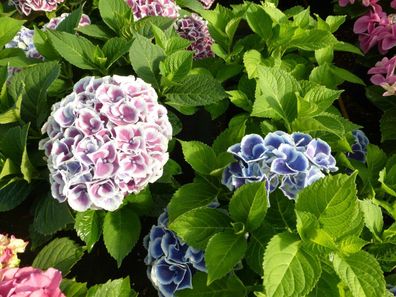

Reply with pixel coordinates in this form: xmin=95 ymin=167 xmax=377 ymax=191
xmin=222 ymin=131 xmax=338 ymax=200
xmin=347 ymin=130 xmax=369 ymax=163
xmin=144 ymin=211 xmax=206 ymax=297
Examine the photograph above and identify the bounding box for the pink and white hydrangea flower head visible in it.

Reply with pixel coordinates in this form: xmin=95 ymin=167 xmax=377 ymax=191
xmin=125 ymin=0 xmax=180 ymax=21
xmin=39 ymin=75 xmax=172 ymax=212
xmin=0 ymin=235 xmax=28 ymax=269
xmin=11 ymin=0 xmax=64 ymax=16
xmin=43 ymin=13 xmax=91 ymax=30
xmin=176 ymin=14 xmax=214 ymax=60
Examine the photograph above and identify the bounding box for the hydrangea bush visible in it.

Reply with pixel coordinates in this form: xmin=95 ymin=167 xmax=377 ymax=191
xmin=0 ymin=0 xmax=395 ymax=296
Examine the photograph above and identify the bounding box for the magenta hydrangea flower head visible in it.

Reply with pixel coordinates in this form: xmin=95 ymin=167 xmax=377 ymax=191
xmin=43 ymin=13 xmax=91 ymax=30
xmin=368 ymin=56 xmax=396 ymax=95
xmin=39 ymin=75 xmax=172 ymax=212
xmin=125 ymin=0 xmax=180 ymax=21
xmin=11 ymin=0 xmax=64 ymax=16
xmin=176 ymin=14 xmax=214 ymax=60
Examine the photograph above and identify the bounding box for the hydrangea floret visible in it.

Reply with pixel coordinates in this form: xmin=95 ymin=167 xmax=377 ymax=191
xmin=368 ymin=56 xmax=396 ymax=96
xmin=199 ymin=0 xmax=215 ymax=9
xmin=144 ymin=211 xmax=206 ymax=297
xmin=0 ymin=267 xmax=65 ymax=297
xmin=0 ymin=235 xmax=28 ymax=269
xmin=11 ymin=0 xmax=64 ymax=16
xmin=125 ymin=0 xmax=180 ymax=21
xmin=222 ymin=131 xmax=338 ymax=199
xmin=5 ymin=26 xmax=43 ymax=61
xmin=346 ymin=130 xmax=369 ymax=163
xmin=39 ymin=75 xmax=172 ymax=212
xmin=176 ymin=14 xmax=214 ymax=60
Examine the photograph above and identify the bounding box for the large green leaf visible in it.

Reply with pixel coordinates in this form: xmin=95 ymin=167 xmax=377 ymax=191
xmin=168 ymin=182 xmax=218 ymax=222
xmin=160 ymin=50 xmax=193 ymax=82
xmin=8 ymin=62 xmax=60 ymax=127
xmin=295 ymin=174 xmax=363 ymax=239
xmin=0 ymin=179 xmax=30 ymax=212
xmin=263 ymin=232 xmax=321 ymax=297
xmin=33 ymin=194 xmax=74 ymax=235
xmin=252 ymin=66 xmax=300 ymax=124
xmin=298 ymin=85 xmax=342 ymax=117
xmin=60 ymin=279 xmax=88 ymax=297
xmin=165 ymin=74 xmax=226 ymax=107
xmin=102 ymin=37 xmax=132 ymax=69
xmin=333 ymin=251 xmax=385 ymax=297
xmin=86 ymin=277 xmax=137 ymax=297
xmin=47 ymin=31 xmax=103 ymax=70
xmin=103 ymin=207 xmax=141 ymax=267
xmin=367 ymin=242 xmax=396 ymax=272
xmin=308 ymin=259 xmax=341 ymax=297
xmin=32 ymin=237 xmax=84 ymax=275
xmin=98 ymin=0 xmax=133 ymax=34
xmin=359 ymin=200 xmax=383 ymax=239
xmin=205 ymin=231 xmax=247 ymax=285
xmin=179 ymin=140 xmax=217 ymax=175
xmin=129 ymin=34 xmax=164 ymax=89
xmin=246 ymin=4 xmax=273 ymax=42
xmin=176 ymin=272 xmax=247 ymax=297
xmin=55 ymin=6 xmax=82 ymax=33
xmin=0 ymin=17 xmax=25 ymax=48
xmin=169 ymin=207 xmax=232 ymax=250
xmin=229 ymin=182 xmax=267 ymax=231
xmin=287 ymin=29 xmax=336 ymax=51
xmin=74 ymin=210 xmax=104 ymax=252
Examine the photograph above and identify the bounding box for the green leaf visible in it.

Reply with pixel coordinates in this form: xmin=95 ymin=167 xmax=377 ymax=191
xmin=98 ymin=0 xmax=133 ymax=33
xmin=160 ymin=50 xmax=193 ymax=82
xmin=75 ymin=210 xmax=103 ymax=252
xmin=102 ymin=37 xmax=132 ymax=69
xmin=0 ymin=95 xmax=22 ymax=124
xmin=33 ymin=29 xmax=60 ymax=60
xmin=32 ymin=237 xmax=84 ymax=275
xmin=86 ymin=277 xmax=136 ymax=297
xmin=246 ymin=4 xmax=273 ymax=41
xmin=77 ymin=24 xmax=114 ymax=40
xmin=0 ymin=48 xmax=35 ymax=67
xmin=60 ymin=279 xmax=88 ymax=297
xmin=337 ymin=236 xmax=367 ymax=255
xmin=0 ymin=179 xmax=30 ymax=212
xmin=245 ymin=223 xmax=276 ymax=275
xmin=367 ymin=242 xmax=396 ymax=272
xmin=0 ymin=17 xmax=25 ymax=48
xmin=55 ymin=6 xmax=82 ymax=33
xmin=129 ymin=34 xmax=165 ymax=89
xmin=165 ymin=74 xmax=226 ymax=107
xmin=134 ymin=16 xmax=175 ymax=39
xmin=8 ymin=61 xmax=60 ymax=127
xmin=288 ymin=29 xmax=336 ymax=51
xmin=265 ymin=190 xmax=296 ymax=230
xmin=176 ymin=272 xmax=247 ymax=297
xmin=252 ymin=66 xmax=300 ymax=124
xmin=179 ymin=140 xmax=217 ymax=175
xmin=103 ymin=207 xmax=141 ymax=267
xmin=380 ymin=108 xmax=396 ymax=142
xmin=33 ymin=194 xmax=74 ymax=235
xmin=333 ymin=41 xmax=363 ymax=55
xmin=359 ymin=200 xmax=383 ymax=239
xmin=330 ymin=65 xmax=365 ymax=86
xmin=243 ymin=50 xmax=264 ymax=79
xmin=47 ymin=30 xmax=103 ymax=70
xmin=169 ymin=207 xmax=232 ymax=250
xmin=168 ymin=182 xmax=218 ymax=222
xmin=325 ymin=15 xmax=346 ymax=33
xmin=295 ymin=174 xmax=363 ymax=240
xmin=298 ymin=85 xmax=342 ymax=117
xmin=205 ymin=231 xmax=247 ymax=285
xmin=229 ymin=182 xmax=267 ymax=231
xmin=308 ymin=259 xmax=341 ymax=297
xmin=333 ymin=251 xmax=386 ymax=297
xmin=263 ymin=232 xmax=321 ymax=297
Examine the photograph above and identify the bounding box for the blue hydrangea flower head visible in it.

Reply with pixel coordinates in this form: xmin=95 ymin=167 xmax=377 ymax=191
xmin=222 ymin=131 xmax=338 ymax=200
xmin=144 ymin=210 xmax=206 ymax=297
xmin=347 ymin=130 xmax=369 ymax=163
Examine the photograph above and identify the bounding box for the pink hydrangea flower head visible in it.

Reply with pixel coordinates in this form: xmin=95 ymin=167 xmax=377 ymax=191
xmin=11 ymin=0 xmax=64 ymax=16
xmin=0 ymin=235 xmax=28 ymax=269
xmin=125 ymin=0 xmax=180 ymax=21
xmin=176 ymin=14 xmax=214 ymax=60
xmin=339 ymin=0 xmax=355 ymax=7
xmin=0 ymin=267 xmax=65 ymax=297
xmin=368 ymin=56 xmax=396 ymax=95
xmin=199 ymin=0 xmax=214 ymax=9
xmin=43 ymin=13 xmax=91 ymax=30
xmin=39 ymin=75 xmax=172 ymax=212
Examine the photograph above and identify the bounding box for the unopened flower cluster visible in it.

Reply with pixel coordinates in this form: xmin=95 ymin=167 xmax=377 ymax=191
xmin=125 ymin=0 xmax=214 ymax=59
xmin=144 ymin=211 xmax=206 ymax=297
xmin=347 ymin=130 xmax=369 ymax=162
xmin=39 ymin=75 xmax=172 ymax=212
xmin=222 ymin=131 xmax=338 ymax=199
xmin=11 ymin=0 xmax=64 ymax=15
xmin=0 ymin=267 xmax=65 ymax=297
xmin=176 ymin=14 xmax=214 ymax=59
xmin=0 ymin=234 xmax=28 ymax=269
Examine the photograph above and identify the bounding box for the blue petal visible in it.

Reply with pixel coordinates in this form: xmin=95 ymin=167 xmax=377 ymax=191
xmin=291 ymin=132 xmax=312 ymax=148
xmin=271 ymin=159 xmax=296 ymax=175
